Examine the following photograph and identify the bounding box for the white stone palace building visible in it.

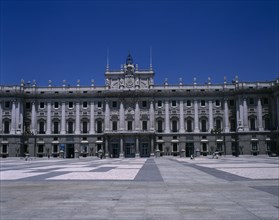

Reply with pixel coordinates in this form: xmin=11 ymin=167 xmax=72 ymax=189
xmin=1 ymin=54 xmax=279 ymax=158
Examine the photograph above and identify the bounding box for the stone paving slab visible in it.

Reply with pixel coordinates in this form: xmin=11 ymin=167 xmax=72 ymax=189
xmin=0 ymin=156 xmax=278 ymax=220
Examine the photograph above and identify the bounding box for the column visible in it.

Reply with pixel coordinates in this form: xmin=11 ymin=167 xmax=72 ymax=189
xmin=149 ymin=101 xmax=155 ymax=131
xmin=194 ymin=100 xmax=199 ymax=132
xmin=75 ymin=101 xmax=80 ymax=134
xmin=135 ymin=136 xmax=139 ymax=157
xmin=105 ymin=100 xmax=110 ymax=131
xmin=19 ymin=102 xmax=23 ymax=133
xmin=237 ymin=97 xmax=244 ymax=129
xmin=0 ymin=102 xmax=3 ymax=133
xmin=208 ymin=100 xmax=213 ymax=131
xmin=46 ymin=101 xmax=51 ymax=134
xmin=10 ymin=100 xmax=16 ymax=134
xmin=224 ymin=99 xmax=230 ymax=132
xmin=179 ymin=100 xmax=185 ymax=132
xmin=15 ymin=101 xmax=20 ymax=132
xmin=119 ymin=101 xmax=125 ymax=130
xmin=164 ymin=100 xmax=170 ymax=133
xmin=243 ymin=98 xmax=249 ymax=131
xmin=31 ymin=101 xmax=37 ymax=134
xmin=89 ymin=101 xmax=95 ymax=134
xmin=60 ymin=101 xmax=66 ymax=134
xmin=257 ymin=98 xmax=263 ymax=131
xmin=135 ymin=101 xmax=140 ymax=130
xmin=120 ymin=137 xmax=124 ymax=158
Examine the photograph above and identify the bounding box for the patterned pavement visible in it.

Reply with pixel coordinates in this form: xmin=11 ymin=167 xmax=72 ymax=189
xmin=0 ymin=158 xmax=162 ymax=181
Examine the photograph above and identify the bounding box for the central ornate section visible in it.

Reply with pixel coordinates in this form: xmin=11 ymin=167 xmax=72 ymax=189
xmin=104 ymin=53 xmax=155 ymax=90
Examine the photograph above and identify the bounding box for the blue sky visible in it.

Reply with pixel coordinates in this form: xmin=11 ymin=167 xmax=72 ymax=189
xmin=1 ymin=0 xmax=278 ymax=86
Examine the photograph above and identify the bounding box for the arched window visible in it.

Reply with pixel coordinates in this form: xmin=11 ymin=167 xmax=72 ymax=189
xmin=96 ymin=120 xmax=103 ymax=133
xmin=38 ymin=120 xmax=46 ymax=134
xmin=53 ymin=119 xmax=60 ymax=134
xmin=186 ymin=118 xmax=193 ymax=132
xmin=67 ymin=119 xmax=74 ymax=134
xmin=215 ymin=118 xmax=223 ymax=130
xmin=157 ymin=118 xmax=163 ymax=133
xmin=249 ymin=116 xmax=256 ymax=131
xmin=82 ymin=119 xmax=88 ymax=134
xmin=171 ymin=118 xmax=178 ymax=132
xmin=3 ymin=119 xmax=10 ymax=134
xmin=200 ymin=118 xmax=208 ymax=132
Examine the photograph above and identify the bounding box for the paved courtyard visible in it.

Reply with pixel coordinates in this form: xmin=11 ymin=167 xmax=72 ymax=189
xmin=0 ymin=156 xmax=278 ymax=220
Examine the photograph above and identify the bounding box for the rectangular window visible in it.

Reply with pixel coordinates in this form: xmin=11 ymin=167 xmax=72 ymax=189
xmin=202 ymin=143 xmax=207 ymax=152
xmin=201 ymin=100 xmax=206 ymax=107
xmin=158 ymin=143 xmax=163 ymax=151
xmin=158 ymin=100 xmax=162 ymax=107
xmin=4 ymin=121 xmax=9 ymax=134
xmin=82 ymin=121 xmax=88 ymax=133
xmin=97 ymin=121 xmax=102 ymax=133
xmin=53 ymin=144 xmax=58 ymax=153
xmin=40 ymin=102 xmax=45 ymax=109
xmin=128 ymin=121 xmax=132 ymax=131
xmin=215 ymin=100 xmax=220 ymax=107
xmin=229 ymin=100 xmax=235 ymax=107
xmin=186 ymin=100 xmax=191 ymax=107
xmin=249 ymin=98 xmax=254 ymax=105
xmin=25 ymin=102 xmax=31 ymax=109
xmin=68 ymin=102 xmax=73 ymax=108
xmin=38 ymin=145 xmax=44 ymax=153
xmin=263 ymin=98 xmax=269 ymax=105
xmin=83 ymin=102 xmax=88 ymax=108
xmin=54 ymin=102 xmax=59 ymax=109
xmin=112 ymin=101 xmax=117 ymax=108
xmin=142 ymin=101 xmax=147 ymax=108
xmin=252 ymin=142 xmax=258 ymax=151
xmin=173 ymin=143 xmax=178 ymax=152
xmin=230 ymin=119 xmax=236 ymax=132
xmin=142 ymin=121 xmax=147 ymax=130
xmin=172 ymin=100 xmax=177 ymax=107
xmin=112 ymin=121 xmax=117 ymax=131
xmin=158 ymin=120 xmax=163 ymax=132
xmin=97 ymin=101 xmax=102 ymax=108
xmin=5 ymin=101 xmax=10 ymax=108
xmin=39 ymin=121 xmax=45 ymax=134
xmin=2 ymin=144 xmax=8 ymax=153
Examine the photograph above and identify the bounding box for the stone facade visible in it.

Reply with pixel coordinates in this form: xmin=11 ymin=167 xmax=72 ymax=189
xmin=1 ymin=54 xmax=279 ymax=158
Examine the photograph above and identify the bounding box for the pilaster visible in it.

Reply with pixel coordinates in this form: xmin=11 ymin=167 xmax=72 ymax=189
xmin=60 ymin=101 xmax=66 ymax=134
xmin=179 ymin=100 xmax=185 ymax=132
xmin=194 ymin=99 xmax=199 ymax=132
xmin=75 ymin=101 xmax=80 ymax=134
xmin=164 ymin=100 xmax=170 ymax=133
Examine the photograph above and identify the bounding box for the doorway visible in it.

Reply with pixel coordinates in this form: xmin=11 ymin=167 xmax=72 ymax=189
xmin=111 ymin=143 xmax=119 ymax=158
xmin=186 ymin=143 xmax=194 ymax=157
xmin=66 ymin=144 xmax=75 ymax=158
xmin=140 ymin=143 xmax=150 ymax=157
xmin=125 ymin=143 xmax=135 ymax=158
